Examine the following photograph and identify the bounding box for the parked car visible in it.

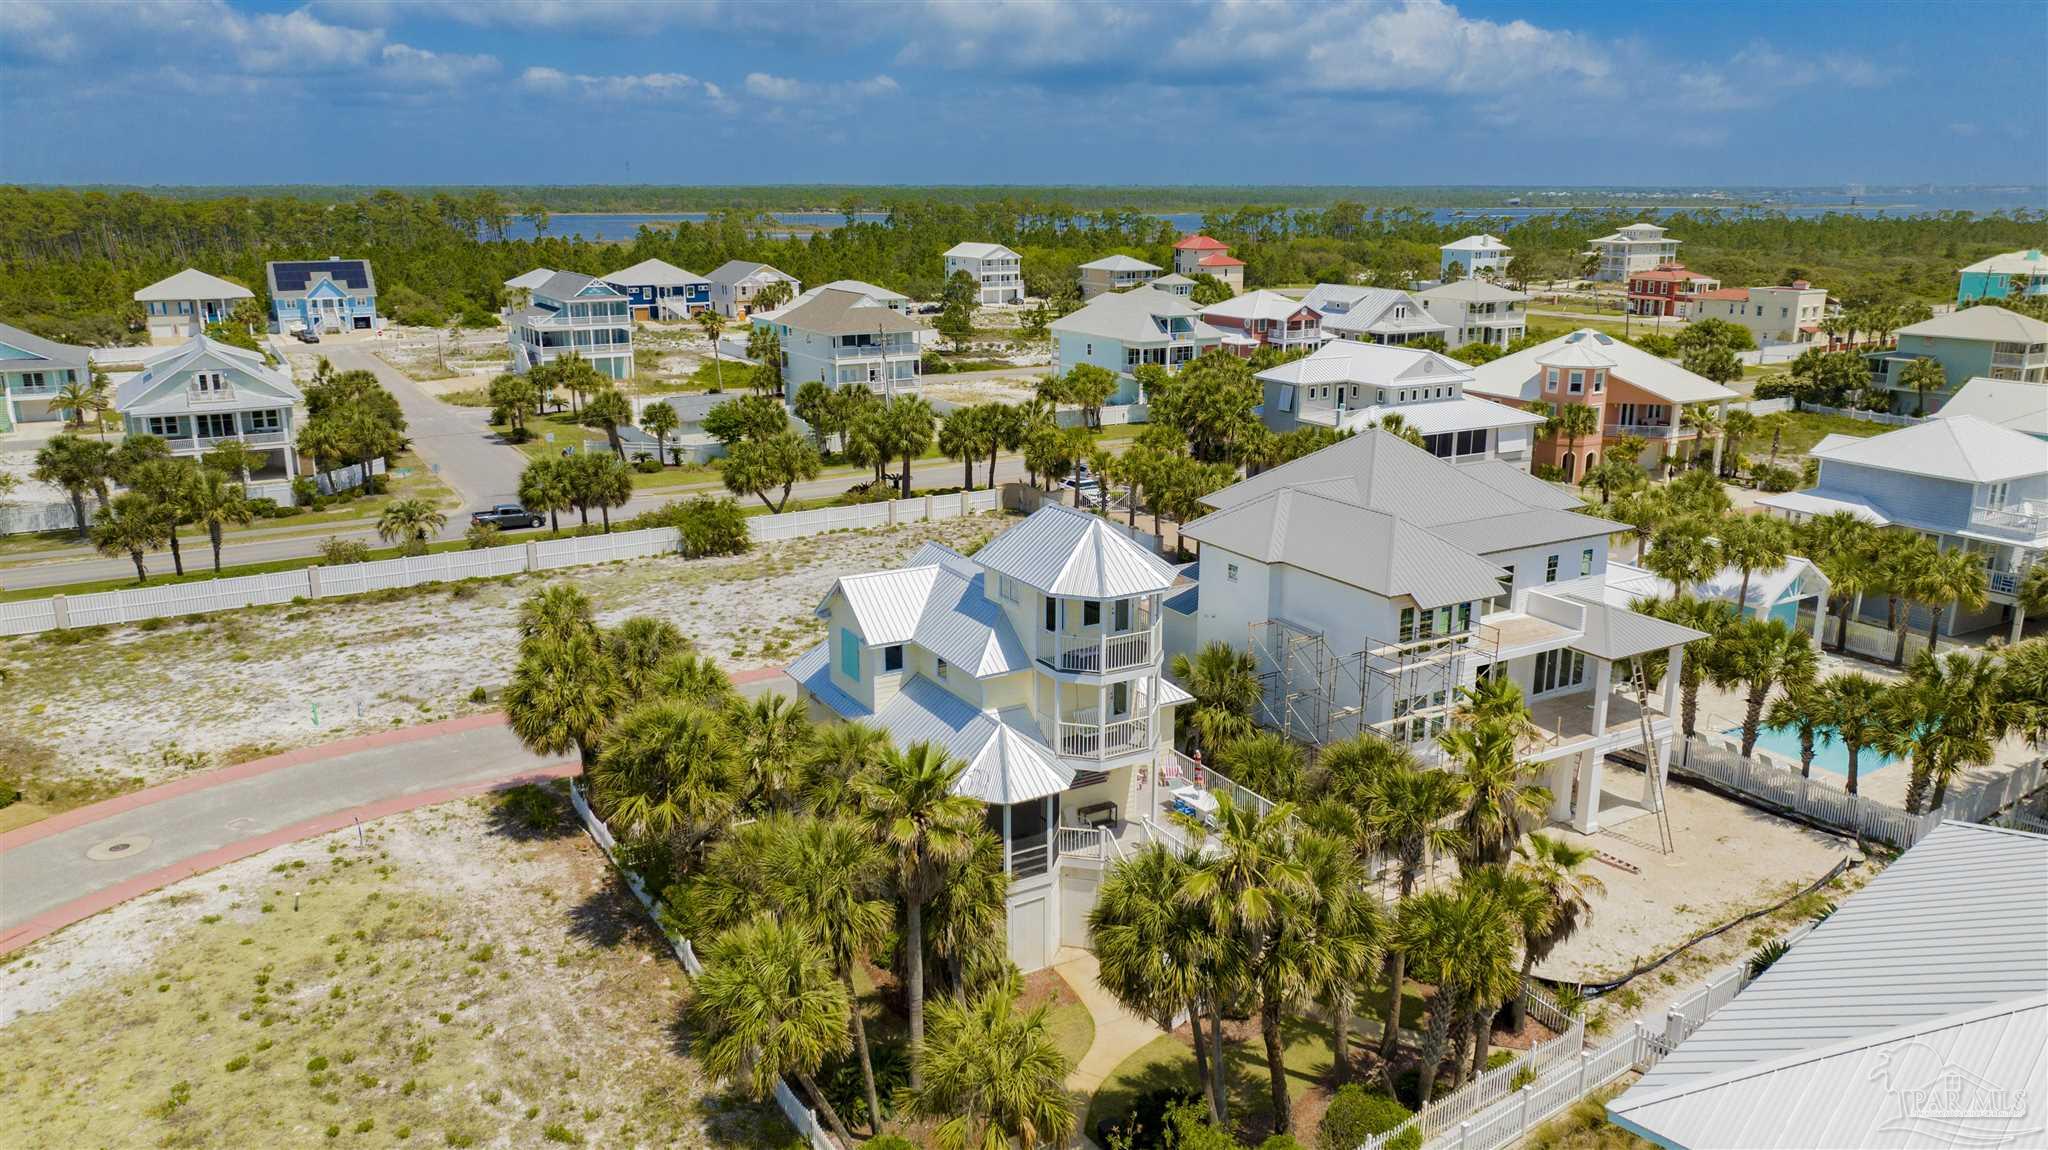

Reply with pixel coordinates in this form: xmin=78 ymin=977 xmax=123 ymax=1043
xmin=470 ymin=504 xmax=545 ymax=530
xmin=294 ymin=326 xmax=321 ymax=343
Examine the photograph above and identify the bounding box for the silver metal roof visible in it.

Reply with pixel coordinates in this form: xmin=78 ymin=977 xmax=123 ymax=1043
xmin=876 ymin=677 xmax=1074 ymax=805
xmin=1184 ymin=486 xmax=1510 ymax=608
xmin=1557 ymin=592 xmax=1708 ymax=659
xmin=1611 ymin=822 xmax=2048 ymax=1149
xmin=114 ymin=336 xmax=302 ymax=415
xmin=0 ymin=321 xmax=88 ymax=370
xmin=786 ymin=640 xmax=870 ymax=718
xmin=971 ymin=504 xmax=1179 ymax=599
xmin=815 ymin=545 xmax=1030 ymax=678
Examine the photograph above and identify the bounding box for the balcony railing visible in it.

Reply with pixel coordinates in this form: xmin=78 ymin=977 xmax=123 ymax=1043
xmin=1010 ymin=832 xmax=1050 ymax=879
xmin=184 ymin=430 xmax=289 ymax=452
xmin=1991 ymin=568 xmax=2023 ymax=595
xmin=1049 ymin=623 xmax=1159 ymax=674
xmin=1058 ymin=714 xmax=1151 ymax=759
xmin=1971 ymin=501 xmax=2048 ymax=540
xmin=1606 ymin=421 xmax=1682 ymax=438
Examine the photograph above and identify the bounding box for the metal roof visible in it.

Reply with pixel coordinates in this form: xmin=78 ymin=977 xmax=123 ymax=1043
xmin=533 ymin=271 xmax=625 ymax=303
xmin=1417 ymin=278 xmax=1527 ymax=303
xmin=0 ymin=321 xmax=89 ymax=369
xmin=504 ymin=268 xmax=556 ymax=291
xmin=1256 ymin=339 xmax=1468 ymax=389
xmin=1557 ymin=592 xmax=1708 ymax=659
xmin=707 ymin=260 xmax=797 ymax=286
xmin=1310 ymin=395 xmax=1544 ymax=437
xmin=133 ymin=268 xmax=253 ymax=302
xmin=1756 ymin=489 xmax=1893 ymax=525
xmin=1199 ymin=289 xmax=1319 ymax=324
xmin=1440 ymin=234 xmax=1509 ymax=252
xmin=786 ymin=640 xmax=871 ymax=718
xmin=1808 ymin=414 xmax=2048 ymax=483
xmin=944 ymin=242 xmax=1017 ymax=260
xmin=113 ymin=336 xmax=301 ymax=415
xmin=1468 ymin=328 xmax=1739 ymax=406
xmin=970 ymin=504 xmax=1180 ymax=599
xmin=1896 ymin=305 xmax=2048 ymax=344
xmin=1078 ymin=254 xmax=1162 ymax=273
xmin=1935 ymin=377 xmax=2048 ymax=438
xmin=266 ymin=259 xmax=374 ymax=298
xmin=1184 ymin=486 xmax=1510 ymax=608
xmin=814 ymin=545 xmax=1030 ymax=678
xmin=1050 ymin=285 xmax=1219 ymax=344
xmin=770 ymin=288 xmax=925 ymax=336
xmin=1611 ymin=822 xmax=2048 ymax=1150
xmin=875 ymin=677 xmax=1075 ymax=805
xmin=603 ymin=258 xmax=704 ymax=287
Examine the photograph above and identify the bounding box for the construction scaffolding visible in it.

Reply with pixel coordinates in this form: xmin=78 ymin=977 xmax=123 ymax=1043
xmin=1248 ymin=617 xmax=1502 ymax=752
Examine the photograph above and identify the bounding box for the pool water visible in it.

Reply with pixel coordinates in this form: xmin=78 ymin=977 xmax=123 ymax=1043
xmin=1726 ymin=725 xmax=1902 ymax=777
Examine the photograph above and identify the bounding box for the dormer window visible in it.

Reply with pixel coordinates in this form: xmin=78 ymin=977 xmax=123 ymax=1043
xmin=192 ymin=371 xmax=226 ymax=394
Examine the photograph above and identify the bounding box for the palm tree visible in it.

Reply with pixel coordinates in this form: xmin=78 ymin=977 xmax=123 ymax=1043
xmin=854 ymin=741 xmax=982 ymax=1086
xmin=923 ymin=830 xmax=1011 ymax=1003
xmin=1680 ymin=404 xmax=1723 ymax=473
xmin=1507 ymin=835 xmax=1604 ymax=1034
xmin=1899 ymin=357 xmax=1948 ymax=416
xmin=696 ymin=310 xmax=728 ymax=389
xmin=1218 ymin=730 xmax=1305 ymax=801
xmin=582 ymin=452 xmax=634 ymax=532
xmin=1717 ymin=514 xmax=1791 ymax=616
xmin=1395 ymin=877 xmax=1519 ymax=1106
xmin=937 ymin=404 xmax=986 ymax=489
xmin=588 ymin=697 xmax=740 ymax=843
xmin=645 ymin=651 xmax=735 ymax=709
xmin=1538 ymin=402 xmax=1599 ymax=480
xmin=640 ymin=400 xmax=680 ymax=466
xmin=127 ymin=458 xmax=197 ymax=576
xmin=1816 ymin=673 xmax=1888 ymax=795
xmin=1364 ymin=765 xmax=1469 ymax=1059
xmin=801 ymin=720 xmax=891 ymax=817
xmin=1439 ymin=721 xmax=1550 ymax=867
xmin=884 ymin=396 xmax=937 ymax=499
xmin=2019 ymin=562 xmax=2048 ymax=623
xmin=1457 ymin=866 xmax=1546 ymax=1083
xmin=1718 ymin=408 xmax=1757 ymax=477
xmin=905 ymin=978 xmax=1077 ymax=1150
xmin=769 ymin=818 xmax=895 ymax=1134
xmin=1914 ymin=546 xmax=1989 ymax=657
xmin=724 ymin=692 xmax=813 ymax=812
xmin=1455 ymin=674 xmax=1538 ymax=744
xmin=1801 ymin=511 xmax=1874 ymax=652
xmin=1634 ymin=596 xmax=1740 ymax=739
xmin=376 ymin=498 xmax=446 ymax=553
xmin=1089 ymin=844 xmax=1224 ymax=1121
xmin=1878 ymin=531 xmax=1940 ymax=665
xmin=503 ymin=630 xmax=627 ymax=771
xmin=1609 ymin=487 xmax=1668 ymax=562
xmin=1718 ymin=617 xmax=1818 ymax=758
xmin=90 ymin=491 xmax=170 ymax=583
xmin=1887 ymin=651 xmax=2006 ymax=814
xmin=518 ymin=457 xmax=573 ymax=533
xmin=1295 ymin=830 xmax=1382 ymax=1086
xmin=32 ymin=433 xmax=113 ymax=541
xmin=1642 ymin=517 xmax=1722 ymax=594
xmin=580 ymin=386 xmax=635 ymax=461
xmin=517 ymin=583 xmax=597 ymax=642
xmin=1169 ymin=640 xmax=1262 ymax=753
xmin=54 ymin=375 xmax=99 ymax=430
xmin=1763 ymin=679 xmax=1832 ymax=777
xmin=690 ymin=918 xmax=858 ymax=1147
xmin=602 ymin=616 xmax=690 ymax=699
xmin=185 ymin=467 xmax=254 ymax=573
xmin=1175 ymin=795 xmax=1312 ymax=1132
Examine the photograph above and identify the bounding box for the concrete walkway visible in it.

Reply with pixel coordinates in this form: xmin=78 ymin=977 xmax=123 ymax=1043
xmin=1053 ymin=946 xmax=1168 ymax=1093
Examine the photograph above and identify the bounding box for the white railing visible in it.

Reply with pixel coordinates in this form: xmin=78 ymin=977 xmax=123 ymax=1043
xmin=1970 ymin=500 xmax=2048 ymax=539
xmin=1054 ymin=824 xmax=1113 ymax=865
xmin=1058 ymin=714 xmax=1151 ymax=758
xmin=1680 ymin=735 xmax=1943 ymax=848
xmin=1802 ymin=403 xmax=1926 ymax=428
xmin=1 ymin=491 xmax=1006 ymax=637
xmin=1604 ymin=422 xmax=1679 ymax=438
xmin=1051 ymin=623 xmax=1158 ymax=674
xmin=185 ymin=430 xmax=289 ymax=451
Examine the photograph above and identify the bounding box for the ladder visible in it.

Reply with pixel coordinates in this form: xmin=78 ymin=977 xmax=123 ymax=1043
xmin=1630 ymin=659 xmax=1674 ymax=854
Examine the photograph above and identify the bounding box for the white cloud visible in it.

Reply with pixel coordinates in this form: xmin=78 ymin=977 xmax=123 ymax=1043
xmin=0 ymin=1 xmax=82 ymax=63
xmin=1288 ymin=0 xmax=1609 ymax=94
xmin=744 ymin=72 xmax=803 ymax=102
xmin=519 ymin=67 xmax=712 ymax=103
xmin=746 ymin=72 xmax=900 ymax=103
xmin=378 ymin=43 xmax=499 ymax=88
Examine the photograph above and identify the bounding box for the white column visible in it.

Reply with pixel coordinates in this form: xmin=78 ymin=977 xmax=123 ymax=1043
xmin=1002 ymin=803 xmax=1013 ymax=876
xmin=1570 ymin=747 xmax=1602 ymax=834
xmin=1651 ymin=732 xmax=1674 ymax=812
xmin=1589 ymin=657 xmax=1613 ymax=735
xmin=1546 ymin=756 xmax=1576 ymax=821
xmin=1811 ymin=595 xmax=1825 ymax=645
xmin=1662 ymin=645 xmax=1684 ymax=722
xmin=2013 ymin=606 xmax=2029 ymax=646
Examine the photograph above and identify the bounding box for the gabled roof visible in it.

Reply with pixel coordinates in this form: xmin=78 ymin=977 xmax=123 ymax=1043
xmin=1536 ymin=340 xmax=1616 ymax=369
xmin=876 ymin=677 xmax=1075 ymax=804
xmin=772 ymin=288 xmax=925 ymax=336
xmin=773 ymin=280 xmax=910 ymax=314
xmin=1933 ymin=377 xmax=2048 ymax=437
xmin=815 ymin=544 xmax=1029 ymax=678
xmin=945 ymin=241 xmax=1018 ymax=260
xmin=1049 ymin=285 xmax=1220 ymax=345
xmin=1199 ymin=289 xmax=1318 ymax=325
xmin=1315 ymin=289 xmax=1448 ymax=338
xmin=134 ymin=269 xmax=252 ymax=302
xmin=707 ymin=260 xmax=795 ymax=286
xmin=1417 ymin=279 xmax=1527 ymax=304
xmin=1558 ymin=592 xmax=1709 ymax=659
xmin=534 ymin=271 xmax=625 ymax=302
xmin=0 ymin=321 xmax=89 ymax=370
xmin=1467 ymin=329 xmax=1738 ymax=405
xmin=266 ymin=259 xmax=374 ymax=299
xmin=1173 ymin=235 xmax=1229 ymax=251
xmin=1184 ymin=486 xmax=1510 ymax=608
xmin=1610 ymin=821 xmax=2048 ymax=1150
xmin=971 ymin=503 xmax=1179 ymax=599
xmin=1257 ymin=340 xmax=1467 ymax=390
xmin=1197 ymin=254 xmax=1245 ymax=268
xmin=1311 ymin=396 xmax=1545 ymax=437
xmin=1440 ymin=234 xmax=1509 ymax=252
xmin=1153 ymin=273 xmax=1196 ymax=287
xmin=112 ymin=336 xmax=300 ymax=415
xmin=603 ymin=258 xmax=703 ymax=287
xmin=1078 ymin=254 xmax=1161 ymax=273
xmin=1692 ymin=287 xmax=1751 ymax=301
xmin=1809 ymin=414 xmax=2047 ymax=483
xmin=504 ymin=268 xmax=556 ymax=292
xmin=1895 ymin=305 xmax=2048 ymax=344
xmin=1959 ymin=248 xmax=2048 ymax=275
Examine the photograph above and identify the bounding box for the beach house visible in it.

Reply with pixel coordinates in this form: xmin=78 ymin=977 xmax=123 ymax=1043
xmin=507 ymin=272 xmax=634 ymax=381
xmin=1050 ymin=285 xmax=1224 ymax=404
xmin=1254 ymin=340 xmax=1543 ymax=465
xmin=266 ymin=259 xmax=379 ymax=335
xmin=0 ymin=321 xmax=89 ymax=431
xmin=134 ymin=269 xmax=254 ymax=345
xmin=943 ymin=243 xmax=1025 ymax=305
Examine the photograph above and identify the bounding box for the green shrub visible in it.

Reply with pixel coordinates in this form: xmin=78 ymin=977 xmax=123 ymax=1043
xmin=819 ymin=1041 xmax=911 ymax=1127
xmin=496 ymin=784 xmax=560 ymax=833
xmin=1260 ymin=1136 xmax=1309 ymax=1150
xmin=1317 ymin=1085 xmax=1414 ymax=1150
xmin=1486 ymin=1049 xmax=1517 ymax=1071
xmin=224 ymin=1054 xmax=250 ymax=1072
xmin=469 ymin=686 xmax=488 ymax=704
xmin=634 ymin=459 xmax=663 ymax=474
xmin=465 ymin=522 xmax=503 ymax=550
xmin=1094 ymin=1085 xmax=1200 ymax=1150
xmin=627 ymin=496 xmax=750 ymax=558
xmin=862 ymin=1138 xmax=917 ymax=1150
xmin=540 ymin=1124 xmax=583 ymax=1145
xmin=319 ymin=536 xmax=372 ymax=566
xmin=292 ymin=476 xmax=319 ymax=505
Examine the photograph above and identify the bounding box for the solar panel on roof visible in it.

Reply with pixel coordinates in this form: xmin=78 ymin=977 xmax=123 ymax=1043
xmin=270 ymin=260 xmax=370 ymax=294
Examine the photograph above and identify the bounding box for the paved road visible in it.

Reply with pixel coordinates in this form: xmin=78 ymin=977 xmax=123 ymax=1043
xmin=325 ymin=344 xmax=529 ymax=511
xmin=0 ymin=673 xmax=789 ymax=953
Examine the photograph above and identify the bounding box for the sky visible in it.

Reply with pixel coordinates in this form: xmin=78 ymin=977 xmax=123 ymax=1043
xmin=2 ymin=0 xmax=2044 ymax=189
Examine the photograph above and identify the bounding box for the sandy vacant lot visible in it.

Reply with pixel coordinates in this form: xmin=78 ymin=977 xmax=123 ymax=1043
xmin=0 ymin=790 xmax=794 ymax=1150
xmin=0 ymin=515 xmax=1009 ymax=807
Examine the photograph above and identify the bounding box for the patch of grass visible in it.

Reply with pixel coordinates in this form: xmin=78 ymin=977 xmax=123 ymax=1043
xmin=1045 ymin=1002 xmax=1096 ymax=1070
xmin=1085 ymin=1015 xmax=1344 ymax=1140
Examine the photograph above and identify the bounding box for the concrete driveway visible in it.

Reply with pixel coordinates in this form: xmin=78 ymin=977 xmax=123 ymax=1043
xmin=323 ymin=344 xmax=528 ymax=512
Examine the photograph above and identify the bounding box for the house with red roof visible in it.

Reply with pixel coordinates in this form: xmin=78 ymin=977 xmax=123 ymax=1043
xmin=1172 ymin=235 xmax=1244 ymax=295
xmin=1625 ymin=263 xmax=1720 ymax=318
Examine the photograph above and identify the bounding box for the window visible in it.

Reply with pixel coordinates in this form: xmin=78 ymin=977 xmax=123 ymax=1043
xmin=1545 ymin=554 xmax=1560 ymax=582
xmin=1045 ymin=596 xmax=1058 ymax=631
xmin=883 ymin=645 xmax=904 ymax=673
xmin=1534 ymin=648 xmax=1586 ymax=694
xmin=147 ymin=416 xmax=182 ymax=437
xmin=936 ymin=658 xmax=949 ymax=680
xmin=1498 ymin=564 xmax=1514 ymax=600
xmin=1568 ymin=371 xmax=1584 ymax=394
xmin=196 ymin=412 xmax=235 ymax=438
xmin=1545 ymin=369 xmax=1558 ymax=392
xmin=244 ymin=409 xmax=281 ymax=433
xmin=998 ymin=574 xmax=1018 ymax=602
xmin=1399 ymin=607 xmax=1416 ymax=643
xmin=1083 ymin=601 xmax=1101 ymax=627
xmin=1592 ymin=370 xmax=1605 ymax=393
xmin=1458 ymin=602 xmax=1472 ymax=632
xmin=1580 ymin=548 xmax=1594 ymax=577
xmin=838 ymin=628 xmax=861 ymax=680
xmin=1226 ymin=563 xmax=1239 ymax=582
xmin=192 ymin=371 xmax=226 ymax=393
xmin=1986 ymin=482 xmax=2010 ymax=507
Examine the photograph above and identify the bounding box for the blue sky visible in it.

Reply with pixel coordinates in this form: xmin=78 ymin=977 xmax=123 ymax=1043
xmin=2 ymin=0 xmax=2043 ymax=189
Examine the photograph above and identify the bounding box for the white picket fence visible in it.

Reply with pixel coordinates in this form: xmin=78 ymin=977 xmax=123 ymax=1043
xmin=0 ymin=489 xmax=1005 ymax=637
xmin=1801 ymin=403 xmax=1926 ymax=428
xmin=568 ymin=784 xmax=837 ymax=1150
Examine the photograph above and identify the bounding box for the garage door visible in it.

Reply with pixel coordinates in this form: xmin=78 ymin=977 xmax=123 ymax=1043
xmin=1007 ymin=890 xmax=1051 ymax=974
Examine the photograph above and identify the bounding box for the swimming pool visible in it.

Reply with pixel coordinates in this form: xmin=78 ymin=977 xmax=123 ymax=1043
xmin=1725 ymin=725 xmax=1902 ymax=777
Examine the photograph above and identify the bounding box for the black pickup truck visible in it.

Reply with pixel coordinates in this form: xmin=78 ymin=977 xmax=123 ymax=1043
xmin=470 ymin=504 xmax=545 ymax=530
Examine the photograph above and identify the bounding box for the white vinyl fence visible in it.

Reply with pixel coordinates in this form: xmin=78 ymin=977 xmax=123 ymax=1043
xmin=0 ymin=490 xmax=1004 ymax=637
xmin=568 ymin=784 xmax=838 ymax=1150
xmin=1801 ymin=403 xmax=1926 ymax=428
xmin=1363 ymin=926 xmax=1817 ymax=1150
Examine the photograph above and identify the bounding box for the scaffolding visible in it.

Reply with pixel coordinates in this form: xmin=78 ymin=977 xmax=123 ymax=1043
xmin=1248 ymin=617 xmax=1501 ymax=752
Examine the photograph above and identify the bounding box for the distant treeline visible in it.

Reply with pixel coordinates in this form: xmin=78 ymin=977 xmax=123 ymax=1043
xmin=0 ymin=186 xmax=2041 ymax=347
xmin=41 ymin=184 xmax=1809 ymax=213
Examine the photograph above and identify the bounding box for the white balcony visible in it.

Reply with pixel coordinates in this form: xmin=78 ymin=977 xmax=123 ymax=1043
xmin=1046 ymin=622 xmax=1159 ymax=675
xmin=180 ymin=430 xmax=289 ymax=453
xmin=1971 ymin=501 xmax=2048 ymax=543
xmin=1057 ymin=712 xmax=1151 ymax=759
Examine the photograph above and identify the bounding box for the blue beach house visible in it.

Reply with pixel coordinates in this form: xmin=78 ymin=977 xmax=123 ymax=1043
xmin=604 ymin=258 xmax=709 ymax=320
xmin=266 ymin=259 xmax=379 ymax=334
xmin=1957 ymin=248 xmax=2048 ymax=303
xmin=1866 ymin=306 xmax=2048 ymax=412
xmin=1439 ymin=234 xmax=1512 ymax=279
xmin=0 ymin=320 xmax=89 ymax=431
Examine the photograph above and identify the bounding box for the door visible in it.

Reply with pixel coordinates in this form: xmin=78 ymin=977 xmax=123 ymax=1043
xmin=1060 ymin=871 xmax=1100 ymax=949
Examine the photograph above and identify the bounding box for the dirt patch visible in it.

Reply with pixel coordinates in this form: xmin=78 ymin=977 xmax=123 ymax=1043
xmin=0 ymin=515 xmax=1011 ymax=806
xmin=0 ymin=788 xmax=794 ymax=1149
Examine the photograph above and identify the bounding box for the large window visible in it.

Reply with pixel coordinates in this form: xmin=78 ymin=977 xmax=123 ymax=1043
xmin=195 ymin=412 xmax=236 ymax=439
xmin=838 ymin=628 xmax=861 ymax=680
xmin=1545 ymin=554 xmax=1560 ymax=582
xmin=1533 ymin=648 xmax=1586 ymax=694
xmin=244 ymin=409 xmax=281 ymax=433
